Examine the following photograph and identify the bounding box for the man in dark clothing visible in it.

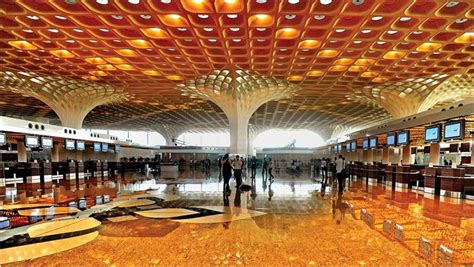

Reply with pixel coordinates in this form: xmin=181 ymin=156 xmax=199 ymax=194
xmin=251 ymin=156 xmax=257 ymax=178
xmin=222 ymin=154 xmax=233 ymax=195
xmin=262 ymin=158 xmax=268 ymax=178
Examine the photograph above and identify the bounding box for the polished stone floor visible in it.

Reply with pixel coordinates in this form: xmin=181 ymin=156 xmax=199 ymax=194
xmin=1 ymin=168 xmax=473 ymax=266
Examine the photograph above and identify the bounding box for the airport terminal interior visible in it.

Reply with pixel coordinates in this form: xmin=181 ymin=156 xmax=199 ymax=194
xmin=0 ymin=0 xmax=474 ymax=266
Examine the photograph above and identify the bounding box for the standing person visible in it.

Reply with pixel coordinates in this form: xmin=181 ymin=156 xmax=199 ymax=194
xmin=321 ymin=157 xmax=328 ymax=186
xmin=315 ymin=158 xmax=321 ymax=178
xmin=268 ymin=158 xmax=275 ymax=182
xmin=251 ymin=156 xmax=257 ymax=178
xmin=233 ymin=155 xmax=243 ymax=188
xmin=218 ymin=157 xmax=223 ymax=177
xmin=222 ymin=154 xmax=233 ymax=195
xmin=336 ymin=155 xmax=346 ymax=193
xmin=262 ymin=158 xmax=268 ymax=178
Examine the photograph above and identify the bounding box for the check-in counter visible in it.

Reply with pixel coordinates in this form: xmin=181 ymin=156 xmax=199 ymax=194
xmin=59 ymin=161 xmax=77 ymax=191
xmin=424 ymin=167 xmax=441 ymax=195
xmin=51 ymin=162 xmax=67 ymax=184
xmin=76 ymin=161 xmax=85 ymax=190
xmin=395 ymin=165 xmax=424 ymax=189
xmin=102 ymin=161 xmax=108 ymax=182
xmin=40 ymin=162 xmax=53 ymax=195
xmin=440 ymin=168 xmax=474 ymax=199
xmin=355 ymin=163 xmax=366 ymax=180
xmin=367 ymin=164 xmax=385 ymax=184
xmin=0 ymin=163 xmax=5 ymax=198
xmin=16 ymin=163 xmax=41 ymax=197
xmin=385 ymin=165 xmax=397 ymax=189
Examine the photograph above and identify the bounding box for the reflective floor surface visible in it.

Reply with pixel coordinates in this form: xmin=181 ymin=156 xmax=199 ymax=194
xmin=1 ymin=168 xmax=473 ymax=266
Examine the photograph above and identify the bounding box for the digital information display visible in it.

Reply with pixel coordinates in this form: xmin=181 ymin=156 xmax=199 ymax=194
xmin=93 ymin=142 xmax=101 ymax=152
xmin=346 ymin=143 xmax=351 ymax=151
xmin=369 ymin=137 xmax=377 ymax=148
xmin=76 ymin=140 xmax=85 ymax=151
xmin=25 ymin=136 xmax=39 ymax=148
xmin=351 ymin=141 xmax=357 ymax=151
xmin=0 ymin=132 xmax=6 ymax=146
xmin=337 ymin=144 xmax=342 ymax=153
xmin=363 ymin=139 xmax=369 ymax=149
xmin=65 ymin=139 xmax=75 ymax=150
xmin=41 ymin=137 xmax=53 ymax=149
xmin=397 ymin=132 xmax=408 ymax=145
xmin=444 ymin=121 xmax=463 ymax=140
xmin=387 ymin=134 xmax=396 ymax=146
xmin=102 ymin=143 xmax=109 ymax=152
xmin=425 ymin=125 xmax=441 ymax=142
xmin=115 ymin=144 xmax=120 ymax=153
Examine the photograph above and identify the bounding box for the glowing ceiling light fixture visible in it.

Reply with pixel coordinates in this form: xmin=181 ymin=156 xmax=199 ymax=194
xmin=209 ymin=39 xmax=217 ymax=42
xmin=446 ymin=1 xmax=459 ymax=8
xmin=168 ymin=14 xmax=181 ymax=19
xmin=55 ymin=15 xmax=67 ymax=20
xmin=256 ymin=0 xmax=267 ymax=3
xmin=376 ymin=41 xmax=386 ymax=44
xmin=111 ymin=15 xmax=123 ymax=20
xmin=288 ymin=0 xmax=300 ymax=4
xmin=335 ymin=29 xmax=345 ymax=33
xmin=256 ymin=14 xmax=268 ymax=19
xmin=27 ymin=15 xmax=39 ymax=20
xmin=198 ymin=14 xmax=209 ymax=19
xmin=387 ymin=30 xmax=397 ymax=34
xmin=455 ymin=18 xmax=467 ymax=24
xmin=227 ymin=14 xmax=238 ymax=19
xmin=73 ymin=28 xmax=83 ymax=32
xmin=192 ymin=0 xmax=204 ymax=3
xmin=361 ymin=29 xmax=371 ymax=33
xmin=140 ymin=15 xmax=151 ymax=19
xmin=233 ymin=39 xmax=241 ymax=42
xmin=224 ymin=0 xmax=236 ymax=3
xmin=371 ymin=16 xmax=383 ymax=21
xmin=203 ymin=27 xmax=213 ymax=32
xmin=99 ymin=28 xmax=109 ymax=32
xmin=314 ymin=15 xmax=325 ymax=20
xmin=285 ymin=15 xmax=296 ymax=20
xmin=177 ymin=28 xmax=187 ymax=31
xmin=48 ymin=29 xmax=59 ymax=33
xmin=256 ymin=28 xmax=266 ymax=31
xmin=128 ymin=0 xmax=140 ymax=4
xmin=353 ymin=40 xmax=362 ymax=44
xmin=230 ymin=27 xmax=240 ymax=31
xmin=23 ymin=29 xmax=33 ymax=33
xmin=96 ymin=0 xmax=108 ymax=4
xmin=320 ymin=0 xmax=332 ymax=5
xmin=413 ymin=31 xmax=423 ymax=35
xmin=160 ymin=0 xmax=171 ymax=3
xmin=400 ymin=17 xmax=411 ymax=22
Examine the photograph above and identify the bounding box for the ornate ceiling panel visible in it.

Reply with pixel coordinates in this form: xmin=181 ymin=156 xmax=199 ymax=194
xmin=0 ymin=0 xmax=473 ymax=139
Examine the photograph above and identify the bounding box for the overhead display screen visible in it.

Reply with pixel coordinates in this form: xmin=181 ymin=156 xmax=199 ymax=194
xmin=102 ymin=143 xmax=109 ymax=152
xmin=351 ymin=141 xmax=357 ymax=151
xmin=444 ymin=120 xmax=464 ymax=140
xmin=65 ymin=139 xmax=75 ymax=150
xmin=337 ymin=144 xmax=342 ymax=153
xmin=363 ymin=139 xmax=369 ymax=150
xmin=425 ymin=125 xmax=441 ymax=143
xmin=115 ymin=144 xmax=120 ymax=153
xmin=93 ymin=142 xmax=101 ymax=152
xmin=369 ymin=137 xmax=377 ymax=149
xmin=25 ymin=136 xmax=39 ymax=148
xmin=346 ymin=143 xmax=351 ymax=151
xmin=386 ymin=134 xmax=396 ymax=147
xmin=41 ymin=137 xmax=53 ymax=149
xmin=397 ymin=131 xmax=409 ymax=145
xmin=76 ymin=140 xmax=85 ymax=151
xmin=0 ymin=132 xmax=5 ymax=146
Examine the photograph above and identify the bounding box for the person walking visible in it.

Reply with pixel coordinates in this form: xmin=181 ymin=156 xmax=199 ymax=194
xmin=233 ymin=155 xmax=243 ymax=188
xmin=321 ymin=157 xmax=328 ymax=186
xmin=251 ymin=156 xmax=257 ymax=178
xmin=262 ymin=158 xmax=268 ymax=178
xmin=268 ymin=158 xmax=275 ymax=182
xmin=336 ymin=155 xmax=346 ymax=193
xmin=222 ymin=154 xmax=233 ymax=195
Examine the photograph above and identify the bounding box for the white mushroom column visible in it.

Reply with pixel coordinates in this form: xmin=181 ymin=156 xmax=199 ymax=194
xmin=0 ymin=71 xmax=130 ymax=129
xmin=179 ymin=69 xmax=298 ymax=155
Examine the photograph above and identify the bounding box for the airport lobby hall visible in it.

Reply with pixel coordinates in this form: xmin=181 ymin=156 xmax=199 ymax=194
xmin=0 ymin=0 xmax=474 ymax=266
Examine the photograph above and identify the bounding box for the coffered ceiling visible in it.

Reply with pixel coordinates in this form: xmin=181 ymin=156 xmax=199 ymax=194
xmin=0 ymin=0 xmax=472 ymax=140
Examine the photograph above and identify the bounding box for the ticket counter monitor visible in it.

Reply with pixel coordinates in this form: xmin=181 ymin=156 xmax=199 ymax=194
xmin=40 ymin=161 xmax=53 ymax=195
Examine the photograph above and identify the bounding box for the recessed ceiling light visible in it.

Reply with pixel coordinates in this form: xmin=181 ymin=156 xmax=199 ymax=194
xmin=89 ymin=40 xmax=97 ymax=43
xmin=230 ymin=27 xmax=240 ymax=31
xmin=55 ymin=15 xmax=67 ymax=20
xmin=23 ymin=29 xmax=33 ymax=33
xmin=256 ymin=28 xmax=266 ymax=31
xmin=27 ymin=15 xmax=39 ymax=20
xmin=73 ymin=28 xmax=83 ymax=32
xmin=361 ymin=29 xmax=371 ymax=33
xmin=48 ymin=29 xmax=59 ymax=33
xmin=209 ymin=39 xmax=217 ymax=42
xmin=203 ymin=28 xmax=213 ymax=32
xmin=257 ymin=39 xmax=265 ymax=42
xmin=128 ymin=0 xmax=140 ymax=4
xmin=66 ymin=40 xmax=75 ymax=43
xmin=400 ymin=17 xmax=411 ymax=22
xmin=99 ymin=28 xmax=109 ymax=32
xmin=335 ymin=29 xmax=345 ymax=33
xmin=96 ymin=0 xmax=108 ymax=4
xmin=320 ymin=0 xmax=332 ymax=5
xmin=140 ymin=14 xmax=151 ymax=19
xmin=285 ymin=15 xmax=296 ymax=20
xmin=227 ymin=14 xmax=238 ymax=19
xmin=177 ymin=28 xmax=187 ymax=31
xmin=197 ymin=14 xmax=209 ymax=19
xmin=329 ymin=40 xmax=337 ymax=43
xmin=371 ymin=16 xmax=383 ymax=21
xmin=455 ymin=18 xmax=467 ymax=24
xmin=314 ymin=15 xmax=325 ymax=20
xmin=233 ymin=39 xmax=241 ymax=42
xmin=411 ymin=51 xmax=418 ymax=54
xmin=280 ymin=48 xmax=287 ymax=51
xmin=433 ymin=52 xmax=440 ymax=54
xmin=256 ymin=0 xmax=267 ymax=3
xmin=288 ymin=0 xmax=299 ymax=4
xmin=353 ymin=40 xmax=362 ymax=44
xmin=376 ymin=41 xmax=385 ymax=44
xmin=387 ymin=30 xmax=397 ymax=34
xmin=446 ymin=1 xmax=459 ymax=8
xmin=113 ymin=39 xmax=121 ymax=42
xmin=111 ymin=15 xmax=123 ymax=20
xmin=160 ymin=0 xmax=171 ymax=3
xmin=413 ymin=31 xmax=423 ymax=34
